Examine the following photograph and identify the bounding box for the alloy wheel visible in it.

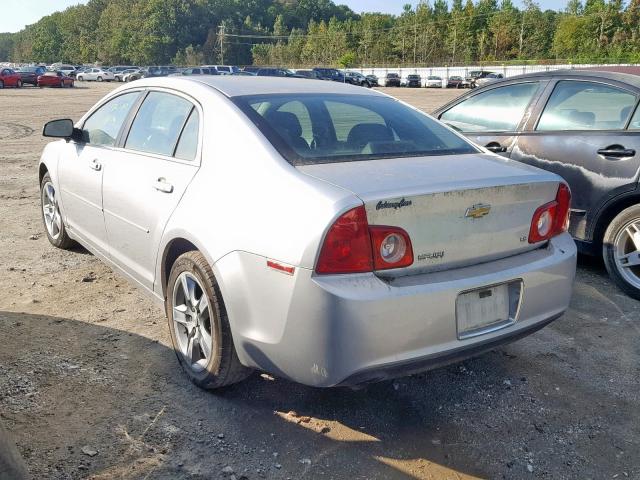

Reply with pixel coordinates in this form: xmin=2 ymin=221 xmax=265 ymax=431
xmin=42 ymin=182 xmax=62 ymax=240
xmin=172 ymin=272 xmax=213 ymax=372
xmin=613 ymin=219 xmax=640 ymax=289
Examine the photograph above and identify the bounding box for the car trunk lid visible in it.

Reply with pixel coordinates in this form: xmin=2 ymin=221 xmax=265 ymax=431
xmin=298 ymin=153 xmax=561 ymax=275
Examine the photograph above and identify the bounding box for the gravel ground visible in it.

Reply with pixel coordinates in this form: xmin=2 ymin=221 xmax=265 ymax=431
xmin=0 ymin=82 xmax=639 ymax=480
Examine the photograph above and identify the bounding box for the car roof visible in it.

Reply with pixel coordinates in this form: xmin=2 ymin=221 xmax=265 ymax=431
xmin=491 ymin=68 xmax=640 ymax=89
xmin=133 ymin=76 xmax=382 ymax=98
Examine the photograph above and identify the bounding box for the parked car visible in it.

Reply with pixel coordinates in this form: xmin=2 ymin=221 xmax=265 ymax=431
xmin=313 ymin=68 xmax=345 ymax=82
xmin=0 ymin=68 xmax=22 ymax=88
xmin=242 ymin=66 xmax=261 ymax=75
xmin=76 ymin=68 xmax=115 ymax=82
xmin=344 ymin=71 xmax=372 ymax=87
xmin=145 ymin=66 xmax=177 ymax=78
xmin=366 ymin=74 xmax=379 ymax=87
xmin=468 ymin=71 xmax=498 ymax=88
xmin=433 ymin=69 xmax=640 ymax=298
xmin=37 ymin=71 xmax=74 ymax=88
xmin=115 ymin=68 xmax=140 ymax=82
xmin=406 ymin=74 xmax=422 ymax=88
xmin=123 ymin=69 xmax=146 ymax=82
xmin=54 ymin=65 xmax=77 ymax=77
xmin=293 ymin=69 xmax=321 ymax=80
xmin=447 ymin=75 xmax=467 ymax=88
xmin=204 ymin=65 xmax=239 ymax=75
xmin=39 ymin=76 xmax=576 ymax=389
xmin=475 ymin=72 xmax=504 ymax=88
xmin=170 ymin=67 xmax=217 ymax=77
xmin=384 ymin=72 xmax=401 ymax=87
xmin=231 ymin=71 xmax=256 ymax=76
xmin=256 ymin=68 xmax=303 ymax=78
xmin=425 ymin=76 xmax=443 ymax=88
xmin=16 ymin=66 xmax=46 ymax=86
xmin=109 ymin=65 xmax=139 ymax=74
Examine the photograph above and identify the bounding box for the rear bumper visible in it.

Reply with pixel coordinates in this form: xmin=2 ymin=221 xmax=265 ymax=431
xmin=337 ymin=312 xmax=561 ymax=386
xmin=218 ymin=233 xmax=576 ymax=387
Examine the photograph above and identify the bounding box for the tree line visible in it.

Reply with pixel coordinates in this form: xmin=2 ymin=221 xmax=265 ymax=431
xmin=0 ymin=0 xmax=639 ymax=68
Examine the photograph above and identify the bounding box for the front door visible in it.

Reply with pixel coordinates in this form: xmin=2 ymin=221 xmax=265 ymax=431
xmin=438 ymin=81 xmax=545 ymax=156
xmin=102 ymin=90 xmax=201 ymax=290
xmin=57 ymin=91 xmax=141 ymax=254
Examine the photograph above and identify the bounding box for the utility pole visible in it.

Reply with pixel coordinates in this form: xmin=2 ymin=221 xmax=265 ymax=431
xmin=451 ymin=25 xmax=457 ymax=65
xmin=518 ymin=10 xmax=526 ymax=58
xmin=217 ymin=23 xmax=226 ymax=65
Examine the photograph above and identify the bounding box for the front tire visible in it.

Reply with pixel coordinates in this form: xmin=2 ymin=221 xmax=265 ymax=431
xmin=40 ymin=172 xmax=74 ymax=249
xmin=603 ymin=204 xmax=640 ymax=299
xmin=97 ymin=76 xmax=103 ymax=82
xmin=167 ymin=251 xmax=251 ymax=389
xmin=16 ymin=80 xmax=22 ymax=88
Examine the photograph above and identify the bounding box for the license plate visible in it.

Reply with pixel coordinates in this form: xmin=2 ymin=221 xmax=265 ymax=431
xmin=456 ymin=283 xmax=518 ymax=339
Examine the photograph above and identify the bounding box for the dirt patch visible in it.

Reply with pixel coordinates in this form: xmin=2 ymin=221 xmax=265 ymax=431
xmin=0 ymin=83 xmax=639 ymax=479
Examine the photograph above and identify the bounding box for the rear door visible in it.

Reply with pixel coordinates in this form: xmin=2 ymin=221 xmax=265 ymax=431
xmin=438 ymin=80 xmax=546 ymax=156
xmin=511 ymin=79 xmax=640 ymax=241
xmin=101 ymin=90 xmax=201 ymax=290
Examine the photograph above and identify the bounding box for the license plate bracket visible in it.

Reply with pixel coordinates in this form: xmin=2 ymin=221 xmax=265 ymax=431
xmin=456 ymin=280 xmax=522 ymax=340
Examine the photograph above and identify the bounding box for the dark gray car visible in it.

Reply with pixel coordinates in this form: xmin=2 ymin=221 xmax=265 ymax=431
xmin=434 ymin=69 xmax=640 ymax=298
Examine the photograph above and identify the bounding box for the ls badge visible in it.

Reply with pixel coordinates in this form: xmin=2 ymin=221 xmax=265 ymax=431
xmin=465 ymin=203 xmax=491 ymax=219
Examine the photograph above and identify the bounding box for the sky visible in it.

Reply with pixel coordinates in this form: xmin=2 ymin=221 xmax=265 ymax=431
xmin=1 ymin=0 xmax=564 ymax=33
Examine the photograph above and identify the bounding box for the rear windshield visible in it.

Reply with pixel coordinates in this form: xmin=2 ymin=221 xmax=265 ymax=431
xmin=233 ymin=94 xmax=477 ymax=165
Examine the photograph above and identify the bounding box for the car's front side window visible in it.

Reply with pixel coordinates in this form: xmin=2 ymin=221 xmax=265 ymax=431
xmin=537 ymin=80 xmax=637 ymax=131
xmin=125 ymin=91 xmax=194 ymax=157
xmin=440 ymin=82 xmax=540 ymax=133
xmin=82 ymin=92 xmax=140 ymax=147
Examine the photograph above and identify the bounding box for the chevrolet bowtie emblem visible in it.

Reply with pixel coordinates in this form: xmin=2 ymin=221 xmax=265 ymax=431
xmin=465 ymin=203 xmax=491 ymax=219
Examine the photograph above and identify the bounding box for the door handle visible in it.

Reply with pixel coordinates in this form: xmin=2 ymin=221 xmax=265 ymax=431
xmin=154 ymin=178 xmax=173 ymax=193
xmin=89 ymin=159 xmax=102 ymax=171
xmin=485 ymin=142 xmax=507 ymax=153
xmin=597 ymin=145 xmax=636 ymax=158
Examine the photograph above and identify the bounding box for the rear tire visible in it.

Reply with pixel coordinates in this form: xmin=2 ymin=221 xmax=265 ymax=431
xmin=603 ymin=204 xmax=640 ymax=300
xmin=97 ymin=76 xmax=103 ymax=82
xmin=16 ymin=80 xmax=22 ymax=88
xmin=167 ymin=251 xmax=251 ymax=389
xmin=0 ymin=81 xmax=4 ymax=89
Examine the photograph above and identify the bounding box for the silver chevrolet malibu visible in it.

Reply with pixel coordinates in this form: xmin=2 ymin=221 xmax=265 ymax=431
xmin=39 ymin=77 xmax=577 ymax=389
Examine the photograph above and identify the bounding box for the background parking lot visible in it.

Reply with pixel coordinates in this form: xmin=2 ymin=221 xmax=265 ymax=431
xmin=1 ymin=83 xmax=639 ymax=479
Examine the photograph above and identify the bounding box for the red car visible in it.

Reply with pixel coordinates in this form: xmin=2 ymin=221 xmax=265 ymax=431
xmin=0 ymin=68 xmax=23 ymax=88
xmin=37 ymin=71 xmax=74 ymax=88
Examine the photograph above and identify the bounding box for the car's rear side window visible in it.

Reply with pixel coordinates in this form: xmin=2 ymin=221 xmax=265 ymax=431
xmin=537 ymin=81 xmax=637 ymax=131
xmin=174 ymin=109 xmax=200 ymax=161
xmin=125 ymin=91 xmax=193 ymax=157
xmin=234 ymin=93 xmax=477 ymax=165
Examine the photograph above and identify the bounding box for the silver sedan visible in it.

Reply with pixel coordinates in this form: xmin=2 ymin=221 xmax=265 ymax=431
xmin=38 ymin=77 xmax=577 ymax=389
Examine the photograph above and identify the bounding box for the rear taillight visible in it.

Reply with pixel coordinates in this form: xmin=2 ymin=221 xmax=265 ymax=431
xmin=316 ymin=206 xmax=373 ymax=274
xmin=369 ymin=226 xmax=413 ymax=270
xmin=529 ymin=183 xmax=571 ymax=244
xmin=316 ymin=206 xmax=414 ymax=274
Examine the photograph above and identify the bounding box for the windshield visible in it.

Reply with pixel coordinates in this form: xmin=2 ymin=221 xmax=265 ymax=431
xmin=233 ymin=94 xmax=477 ymax=165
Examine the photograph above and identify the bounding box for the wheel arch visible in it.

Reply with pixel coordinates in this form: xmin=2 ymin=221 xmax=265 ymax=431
xmin=38 ymin=163 xmax=49 ymax=185
xmin=161 ymin=237 xmax=199 ymax=299
xmin=592 ymin=192 xmax=640 ymax=250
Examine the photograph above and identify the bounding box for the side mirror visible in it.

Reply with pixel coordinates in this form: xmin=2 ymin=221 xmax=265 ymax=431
xmin=43 ymin=119 xmax=83 ymax=142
